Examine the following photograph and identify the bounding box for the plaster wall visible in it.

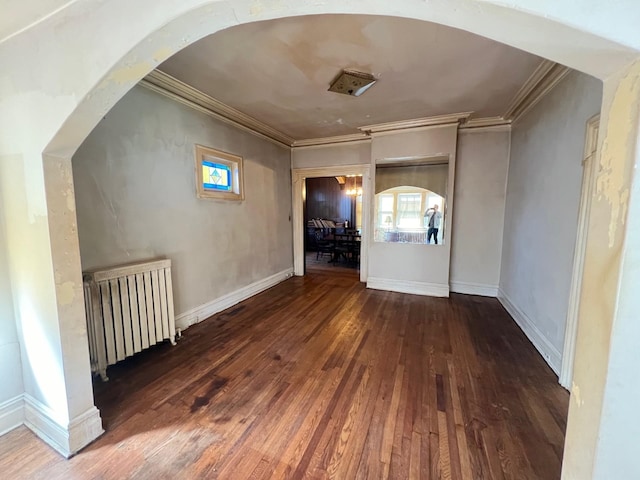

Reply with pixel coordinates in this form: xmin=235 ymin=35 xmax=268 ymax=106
xmin=295 ymin=128 xmax=508 ymax=294
xmin=450 ymin=129 xmax=510 ymax=294
xmin=368 ymin=125 xmax=457 ymax=292
xmin=593 ymin=113 xmax=640 ymax=476
xmin=500 ymin=71 xmax=602 ymax=367
xmin=292 ymin=142 xmax=371 ymax=169
xmin=72 ymin=86 xmax=293 ymax=317
xmin=375 ymin=164 xmax=448 ymax=196
xmin=0 ymin=157 xmax=71 ymax=422
xmin=0 ymin=201 xmax=23 ymax=406
xmin=563 ymin=60 xmax=640 ymax=480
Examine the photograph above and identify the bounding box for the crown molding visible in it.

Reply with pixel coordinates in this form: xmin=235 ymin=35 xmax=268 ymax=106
xmin=292 ymin=133 xmax=370 ymax=148
xmin=368 ymin=122 xmax=462 ymax=138
xmin=503 ymin=60 xmax=556 ymax=119
xmin=462 ymin=116 xmax=511 ymax=129
xmin=295 ymin=112 xmax=473 ymax=147
xmin=503 ymin=60 xmax=571 ymax=123
xmin=140 ymin=70 xmax=295 ymax=148
xmin=459 ymin=123 xmax=512 ymax=133
xmin=358 ymin=112 xmax=473 ymax=134
xmin=460 ymin=116 xmax=512 ymax=133
xmin=139 ymin=59 xmax=569 ymax=150
xmin=291 ymin=114 xmax=509 ymax=147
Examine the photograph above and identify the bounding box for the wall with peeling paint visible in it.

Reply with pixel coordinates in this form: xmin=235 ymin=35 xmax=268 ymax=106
xmin=500 ymin=71 xmax=603 ymax=370
xmin=562 ymin=59 xmax=640 ymax=480
xmin=0 ymin=202 xmax=23 ymax=408
xmin=72 ymin=86 xmax=293 ymax=318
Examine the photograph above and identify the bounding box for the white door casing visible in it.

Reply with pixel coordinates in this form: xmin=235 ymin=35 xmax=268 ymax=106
xmin=292 ymin=165 xmax=371 ymax=282
xmin=559 ymin=114 xmax=600 ymax=390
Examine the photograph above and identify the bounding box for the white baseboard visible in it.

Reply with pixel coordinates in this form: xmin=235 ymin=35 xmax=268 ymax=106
xmin=367 ymin=277 xmax=449 ymax=297
xmin=450 ymin=281 xmax=498 ymax=297
xmin=176 ymin=268 xmax=294 ymax=331
xmin=498 ymin=289 xmax=561 ymax=375
xmin=0 ymin=394 xmax=24 ymax=436
xmin=67 ymin=406 xmax=104 ymax=454
xmin=24 ymin=394 xmax=103 ymax=458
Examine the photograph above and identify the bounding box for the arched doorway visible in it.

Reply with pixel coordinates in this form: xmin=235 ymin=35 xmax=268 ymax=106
xmin=2 ymin=1 xmax=640 ymax=476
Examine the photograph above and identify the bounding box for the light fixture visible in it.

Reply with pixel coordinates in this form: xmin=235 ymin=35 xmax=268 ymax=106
xmin=328 ymin=70 xmax=377 ymax=97
xmin=345 ymin=175 xmax=362 ymax=196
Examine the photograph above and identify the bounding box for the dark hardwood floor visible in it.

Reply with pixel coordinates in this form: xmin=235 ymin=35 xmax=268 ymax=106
xmin=305 ymin=250 xmax=360 ymax=274
xmin=0 ymin=268 xmax=568 ymax=479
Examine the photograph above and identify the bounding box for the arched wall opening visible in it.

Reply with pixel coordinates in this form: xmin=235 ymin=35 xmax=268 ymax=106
xmin=41 ymin=0 xmax=638 ymax=158
xmin=3 ymin=0 xmax=640 ymax=476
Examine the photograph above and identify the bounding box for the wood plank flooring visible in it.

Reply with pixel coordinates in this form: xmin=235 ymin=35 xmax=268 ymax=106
xmin=0 ymin=268 xmax=568 ymax=479
xmin=305 ymin=250 xmax=360 ymax=274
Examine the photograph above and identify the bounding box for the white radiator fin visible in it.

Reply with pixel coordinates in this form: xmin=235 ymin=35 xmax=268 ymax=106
xmin=83 ymin=259 xmax=176 ymax=381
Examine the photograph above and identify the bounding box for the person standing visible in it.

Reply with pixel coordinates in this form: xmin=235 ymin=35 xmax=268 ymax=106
xmin=424 ymin=204 xmax=443 ymax=244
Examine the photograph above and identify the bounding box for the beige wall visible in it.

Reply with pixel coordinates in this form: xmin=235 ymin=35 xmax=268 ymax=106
xmin=368 ymin=125 xmax=457 ymax=293
xmin=72 ymin=86 xmax=293 ymax=317
xmin=450 ymin=129 xmax=510 ymax=295
xmin=292 ymin=126 xmax=510 ymax=295
xmin=500 ymin=70 xmax=603 ymax=372
xmin=0 ymin=156 xmax=76 ymax=425
xmin=0 ymin=202 xmax=23 ymax=409
xmin=292 ymin=141 xmax=371 ymax=168
xmin=375 ymin=163 xmax=448 ymax=196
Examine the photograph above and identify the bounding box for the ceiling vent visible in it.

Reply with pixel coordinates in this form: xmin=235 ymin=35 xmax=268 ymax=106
xmin=328 ymin=70 xmax=377 ymax=97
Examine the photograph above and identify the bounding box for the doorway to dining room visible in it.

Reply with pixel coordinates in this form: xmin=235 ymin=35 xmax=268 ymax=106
xmin=292 ymin=165 xmax=370 ymax=281
xmin=304 ymin=176 xmax=363 ymax=274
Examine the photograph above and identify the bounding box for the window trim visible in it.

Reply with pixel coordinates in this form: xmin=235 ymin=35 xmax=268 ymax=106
xmin=195 ymin=144 xmax=245 ymax=201
xmin=376 ymin=188 xmax=433 ymax=231
xmin=395 ymin=192 xmax=423 ymax=229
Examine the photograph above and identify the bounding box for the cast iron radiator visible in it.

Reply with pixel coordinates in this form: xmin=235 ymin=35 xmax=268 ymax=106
xmin=82 ymin=259 xmax=176 ymax=381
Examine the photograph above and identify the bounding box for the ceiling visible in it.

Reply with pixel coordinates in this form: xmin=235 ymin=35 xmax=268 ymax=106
xmin=158 ymin=14 xmax=544 ymax=141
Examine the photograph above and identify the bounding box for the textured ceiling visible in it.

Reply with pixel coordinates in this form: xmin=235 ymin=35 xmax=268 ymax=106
xmin=159 ymin=14 xmax=543 ymax=140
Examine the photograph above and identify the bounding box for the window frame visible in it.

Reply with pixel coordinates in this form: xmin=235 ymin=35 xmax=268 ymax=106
xmin=195 ymin=144 xmax=245 ymax=201
xmin=395 ymin=192 xmax=423 ymax=229
xmin=376 ymin=188 xmax=435 ymax=231
xmin=377 ymin=193 xmax=395 ymax=229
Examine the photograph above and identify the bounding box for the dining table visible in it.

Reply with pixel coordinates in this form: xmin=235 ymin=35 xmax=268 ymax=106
xmin=332 ymin=232 xmax=361 ymax=264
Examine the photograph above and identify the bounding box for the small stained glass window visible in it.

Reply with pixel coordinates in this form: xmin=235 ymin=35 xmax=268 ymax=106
xmin=202 ymin=161 xmax=232 ymax=191
xmin=195 ymin=145 xmax=244 ymax=201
